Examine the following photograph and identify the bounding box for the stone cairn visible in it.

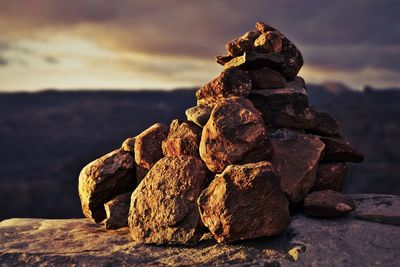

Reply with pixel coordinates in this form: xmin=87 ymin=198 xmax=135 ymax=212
xmin=78 ymin=22 xmax=364 ymax=245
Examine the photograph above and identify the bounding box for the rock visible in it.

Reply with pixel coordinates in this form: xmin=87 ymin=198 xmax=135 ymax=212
xmin=226 ymin=37 xmax=255 ymax=57
xmin=249 ymin=77 xmax=314 ymax=128
xmin=185 ymin=105 xmax=212 ymax=127
xmin=223 ymin=51 xmax=285 ymax=70
xmin=78 ymin=149 xmax=136 ymax=223
xmin=196 ymin=68 xmax=251 ymax=107
xmin=247 ymin=67 xmax=287 ymax=89
xmin=224 ymin=30 xmax=260 ymax=57
xmin=312 ymin=111 xmax=340 ymax=136
xmin=104 ymin=192 xmax=132 ymax=230
xmin=271 ymin=107 xmax=316 ymax=129
xmin=121 ymin=137 xmax=135 ymax=153
xmin=198 ymin=162 xmax=289 ymax=243
xmin=320 ymin=135 xmax=364 ymax=163
xmin=215 ymin=54 xmax=234 ymax=65
xmin=200 ymin=97 xmax=272 ymax=173
xmin=313 ymin=163 xmax=347 ymax=192
xmin=162 ymin=119 xmax=202 ymax=157
xmin=304 ymin=190 xmax=356 ymax=217
xmin=254 ymin=31 xmax=283 ymax=53
xmin=2 ymin=197 xmax=400 ymax=266
xmin=255 ymin=21 xmax=303 ymax=80
xmin=249 ymin=77 xmax=309 ymax=112
xmin=270 ymin=133 xmax=325 ymax=203
xmin=134 ymin=123 xmax=168 ymax=183
xmin=128 ymin=156 xmax=208 ymax=245
xmin=351 ymin=194 xmax=400 ymax=226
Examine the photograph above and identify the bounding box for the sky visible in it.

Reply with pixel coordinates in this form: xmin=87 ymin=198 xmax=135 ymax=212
xmin=0 ymin=0 xmax=399 ymax=91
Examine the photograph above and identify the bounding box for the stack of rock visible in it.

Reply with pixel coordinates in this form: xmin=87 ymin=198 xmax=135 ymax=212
xmin=78 ymin=21 xmax=364 ymax=245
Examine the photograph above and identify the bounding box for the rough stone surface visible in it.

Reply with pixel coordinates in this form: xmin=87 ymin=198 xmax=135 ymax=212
xmin=162 ymin=119 xmax=202 ymax=157
xmin=304 ymin=190 xmax=356 ymax=217
xmin=198 ymin=162 xmax=289 ymax=243
xmin=352 ymin=194 xmax=400 ymax=226
xmin=2 ymin=196 xmax=400 ymax=266
xmin=254 ymin=31 xmax=283 ymax=53
xmin=128 ymin=156 xmax=208 ymax=245
xmin=320 ymin=135 xmax=364 ymax=163
xmin=121 ymin=137 xmax=135 ymax=153
xmin=200 ymin=97 xmax=272 ymax=173
xmin=310 ymin=111 xmax=340 ymax=136
xmin=78 ymin=149 xmax=136 ymax=223
xmin=104 ymin=192 xmax=132 ymax=230
xmin=250 ymin=77 xmax=308 ymax=111
xmin=223 ymin=51 xmax=285 ymax=70
xmin=270 ymin=132 xmax=325 ymax=203
xmin=196 ymin=68 xmax=251 ymax=107
xmin=313 ymin=163 xmax=347 ymax=192
xmin=248 ymin=67 xmax=287 ymax=89
xmin=134 ymin=123 xmax=168 ymax=183
xmin=185 ymin=105 xmax=212 ymax=127
xmin=249 ymin=77 xmax=314 ymax=128
xmin=254 ymin=21 xmax=303 ymax=80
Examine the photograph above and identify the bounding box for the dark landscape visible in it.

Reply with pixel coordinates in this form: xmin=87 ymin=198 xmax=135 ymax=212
xmin=0 ymin=83 xmax=399 ymax=220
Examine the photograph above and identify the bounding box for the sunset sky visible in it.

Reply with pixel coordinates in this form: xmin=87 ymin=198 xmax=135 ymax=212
xmin=0 ymin=0 xmax=399 ymax=91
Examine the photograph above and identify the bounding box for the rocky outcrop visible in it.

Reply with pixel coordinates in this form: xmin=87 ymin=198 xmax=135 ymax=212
xmin=198 ymin=162 xmax=289 ymax=243
xmin=128 ymin=156 xmax=208 ymax=245
xmin=199 ymin=97 xmax=271 ymax=173
xmin=78 ymin=149 xmax=136 ymax=223
xmin=1 ymin=194 xmax=399 ymax=266
xmin=76 ymin=21 xmax=365 ymax=246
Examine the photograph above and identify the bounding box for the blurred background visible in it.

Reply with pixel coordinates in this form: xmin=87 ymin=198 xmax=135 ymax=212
xmin=0 ymin=0 xmax=399 ymax=220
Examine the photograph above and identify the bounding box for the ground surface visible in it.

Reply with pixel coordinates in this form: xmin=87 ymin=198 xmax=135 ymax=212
xmin=1 ymin=194 xmax=399 ymax=266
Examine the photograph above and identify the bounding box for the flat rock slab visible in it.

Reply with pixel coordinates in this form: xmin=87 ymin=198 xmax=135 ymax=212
xmin=1 ymin=194 xmax=400 ymax=266
xmin=351 ymin=194 xmax=400 ymax=226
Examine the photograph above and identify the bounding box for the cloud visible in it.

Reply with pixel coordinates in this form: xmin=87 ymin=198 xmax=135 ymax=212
xmin=0 ymin=56 xmax=8 ymax=66
xmin=0 ymin=0 xmax=399 ymax=88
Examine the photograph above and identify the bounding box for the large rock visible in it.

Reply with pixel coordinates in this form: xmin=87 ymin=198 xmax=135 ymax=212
xmin=128 ymin=156 xmax=208 ymax=245
xmin=185 ymin=105 xmax=212 ymax=127
xmin=162 ymin=119 xmax=202 ymax=157
xmin=104 ymin=192 xmax=132 ymax=230
xmin=198 ymin=162 xmax=289 ymax=243
xmin=78 ymin=149 xmax=135 ymax=223
xmin=320 ymin=135 xmax=364 ymax=163
xmin=134 ymin=123 xmax=168 ymax=183
xmin=254 ymin=31 xmax=283 ymax=53
xmin=304 ymin=190 xmax=356 ymax=217
xmin=3 ymin=195 xmax=400 ymax=266
xmin=248 ymin=67 xmax=287 ymax=89
xmin=249 ymin=77 xmax=315 ymax=128
xmin=255 ymin=21 xmax=303 ymax=80
xmin=270 ymin=131 xmax=325 ymax=203
xmin=200 ymin=97 xmax=272 ymax=173
xmin=312 ymin=163 xmax=347 ymax=192
xmin=196 ymin=68 xmax=251 ymax=107
xmin=352 ymin=194 xmax=400 ymax=226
